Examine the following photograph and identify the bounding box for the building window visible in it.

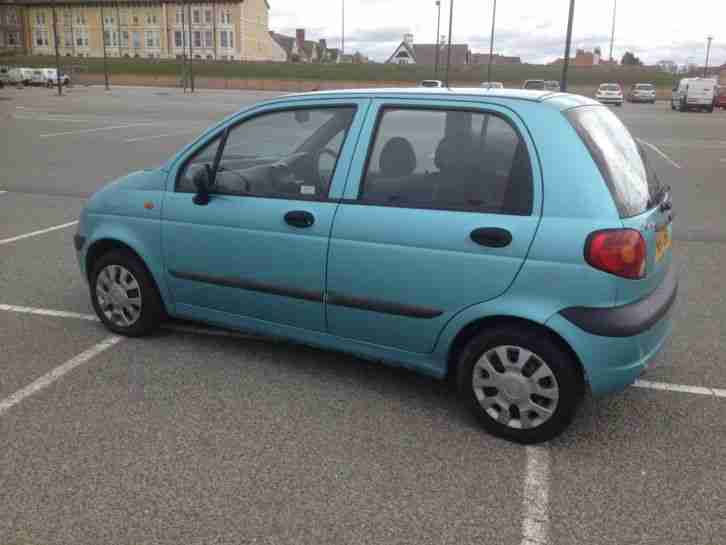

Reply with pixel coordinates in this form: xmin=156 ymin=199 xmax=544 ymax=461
xmin=206 ymin=54 xmax=213 ymax=60
xmin=204 ymin=9 xmax=212 ymax=24
xmin=219 ymin=30 xmax=234 ymax=49
xmin=35 ymin=30 xmax=49 ymax=47
xmin=8 ymin=31 xmax=19 ymax=46
xmin=175 ymin=9 xmax=184 ymax=25
xmin=104 ymin=30 xmax=119 ymax=47
xmin=132 ymin=31 xmax=141 ymax=48
xmin=62 ymin=10 xmax=72 ymax=26
xmin=120 ymin=31 xmax=129 ymax=47
xmin=63 ymin=31 xmax=73 ymax=47
xmin=192 ymin=9 xmax=200 ymax=24
xmin=174 ymin=31 xmax=185 ymax=48
xmin=146 ymin=13 xmax=158 ymax=25
xmin=119 ymin=10 xmax=128 ymax=25
xmin=35 ymin=13 xmax=46 ymax=26
xmin=192 ymin=30 xmax=201 ymax=48
xmin=75 ymin=29 xmax=89 ymax=47
xmin=221 ymin=10 xmax=232 ymax=25
xmin=75 ymin=12 xmax=86 ymax=26
xmin=145 ymin=30 xmax=160 ymax=48
xmin=204 ymin=30 xmax=213 ymax=48
xmin=104 ymin=14 xmax=115 ymax=25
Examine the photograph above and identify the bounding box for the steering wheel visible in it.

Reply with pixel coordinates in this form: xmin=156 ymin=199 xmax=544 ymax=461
xmin=216 ymin=166 xmax=253 ymax=194
xmin=316 ymin=147 xmax=339 ymax=188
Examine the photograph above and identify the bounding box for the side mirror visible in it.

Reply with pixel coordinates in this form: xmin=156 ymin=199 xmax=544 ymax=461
xmin=294 ymin=110 xmax=310 ymax=124
xmin=192 ymin=164 xmax=213 ymax=206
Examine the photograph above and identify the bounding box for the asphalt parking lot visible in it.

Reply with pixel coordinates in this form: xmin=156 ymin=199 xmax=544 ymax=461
xmin=1 ymin=85 xmax=725 ymax=545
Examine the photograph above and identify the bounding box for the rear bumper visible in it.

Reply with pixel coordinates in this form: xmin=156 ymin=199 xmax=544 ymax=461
xmin=629 ymin=96 xmax=656 ymax=103
xmin=596 ymin=96 xmax=623 ymax=104
xmin=547 ymin=267 xmax=678 ymax=395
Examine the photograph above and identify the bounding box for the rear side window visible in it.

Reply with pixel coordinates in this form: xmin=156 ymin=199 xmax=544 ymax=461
xmin=360 ymin=108 xmax=533 ymax=215
xmin=566 ymin=106 xmax=663 ymax=217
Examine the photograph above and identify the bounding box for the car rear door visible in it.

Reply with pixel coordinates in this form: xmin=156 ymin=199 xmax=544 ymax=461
xmin=325 ymin=98 xmax=542 ymax=353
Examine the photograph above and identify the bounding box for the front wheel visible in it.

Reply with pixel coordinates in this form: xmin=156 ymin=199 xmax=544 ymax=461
xmin=456 ymin=326 xmax=583 ymax=444
xmin=90 ymin=250 xmax=165 ymax=337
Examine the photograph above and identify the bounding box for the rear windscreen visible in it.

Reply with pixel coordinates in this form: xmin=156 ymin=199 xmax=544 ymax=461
xmin=565 ymin=106 xmax=664 ymax=218
xmin=525 ymin=81 xmax=545 ymax=90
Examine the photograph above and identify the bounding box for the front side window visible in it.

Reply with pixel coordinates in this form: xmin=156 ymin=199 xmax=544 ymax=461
xmin=360 ymin=108 xmax=533 ymax=215
xmin=177 ymin=107 xmax=356 ymax=200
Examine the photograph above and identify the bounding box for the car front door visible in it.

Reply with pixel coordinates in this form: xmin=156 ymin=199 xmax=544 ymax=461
xmin=162 ymin=99 xmax=368 ymax=333
xmin=326 ymin=99 xmax=542 ymax=353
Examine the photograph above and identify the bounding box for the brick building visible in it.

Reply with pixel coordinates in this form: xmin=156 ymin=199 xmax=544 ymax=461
xmin=0 ymin=0 xmax=286 ymax=61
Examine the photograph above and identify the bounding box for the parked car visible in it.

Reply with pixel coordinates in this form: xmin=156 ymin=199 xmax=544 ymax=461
xmin=418 ymin=80 xmax=444 ymax=88
xmin=41 ymin=68 xmax=71 ymax=87
xmin=0 ymin=66 xmax=10 ymax=86
xmin=671 ymin=77 xmax=716 ymax=112
xmin=628 ymin=83 xmax=656 ymax=104
xmin=544 ymin=80 xmax=560 ymax=92
xmin=9 ymin=67 xmax=35 ymax=85
xmin=75 ymin=88 xmax=676 ymax=443
xmin=523 ymin=79 xmax=545 ymax=90
xmin=716 ymin=86 xmax=726 ymax=110
xmin=480 ymin=81 xmax=504 ymax=89
xmin=595 ymin=83 xmax=624 ymax=106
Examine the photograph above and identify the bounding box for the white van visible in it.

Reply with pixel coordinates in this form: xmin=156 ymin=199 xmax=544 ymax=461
xmin=8 ymin=67 xmax=35 ymax=85
xmin=41 ymin=68 xmax=71 ymax=87
xmin=671 ymin=78 xmax=716 ymax=112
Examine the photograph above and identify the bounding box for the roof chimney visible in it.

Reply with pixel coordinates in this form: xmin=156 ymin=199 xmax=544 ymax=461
xmin=296 ymin=29 xmax=305 ymax=48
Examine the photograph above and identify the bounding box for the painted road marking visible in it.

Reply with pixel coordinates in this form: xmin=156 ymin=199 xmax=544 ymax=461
xmin=637 ymin=139 xmax=682 ymax=169
xmin=0 ymin=336 xmax=122 ymax=417
xmin=0 ymin=304 xmax=99 ymax=321
xmin=125 ymin=130 xmax=198 ymax=143
xmin=633 ymin=379 xmax=726 ymax=398
xmin=521 ymin=446 xmax=550 ymax=545
xmin=14 ymin=114 xmax=103 ymax=123
xmin=39 ymin=123 xmax=158 ymax=139
xmin=0 ymin=221 xmax=78 ymax=245
xmin=0 ymin=190 xmax=7 ymax=195
xmin=3 ymin=304 xmax=726 ymax=400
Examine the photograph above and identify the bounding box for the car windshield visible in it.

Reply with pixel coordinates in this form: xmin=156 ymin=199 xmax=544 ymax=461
xmin=524 ymin=81 xmax=545 ymax=90
xmin=600 ymin=84 xmax=620 ymax=91
xmin=566 ymin=106 xmax=664 ymax=217
xmin=635 ymin=84 xmax=654 ymax=90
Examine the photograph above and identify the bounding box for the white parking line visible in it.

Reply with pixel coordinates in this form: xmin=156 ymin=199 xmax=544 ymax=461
xmin=633 ymin=379 xmax=726 ymax=398
xmin=521 ymin=446 xmax=550 ymax=545
xmin=637 ymin=139 xmax=682 ymax=169
xmin=0 ymin=304 xmax=99 ymax=321
xmin=125 ymin=130 xmax=197 ymax=143
xmin=0 ymin=221 xmax=78 ymax=245
xmin=0 ymin=336 xmax=122 ymax=417
xmin=39 ymin=123 xmax=158 ymax=139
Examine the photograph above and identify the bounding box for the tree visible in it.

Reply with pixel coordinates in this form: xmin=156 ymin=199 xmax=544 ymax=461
xmin=621 ymin=51 xmax=643 ymax=66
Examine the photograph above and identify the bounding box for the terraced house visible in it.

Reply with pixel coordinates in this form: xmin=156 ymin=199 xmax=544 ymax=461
xmin=0 ymin=0 xmax=286 ymax=61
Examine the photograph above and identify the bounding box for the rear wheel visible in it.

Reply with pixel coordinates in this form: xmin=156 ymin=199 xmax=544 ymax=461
xmin=456 ymin=325 xmax=583 ymax=444
xmin=90 ymin=250 xmax=165 ymax=337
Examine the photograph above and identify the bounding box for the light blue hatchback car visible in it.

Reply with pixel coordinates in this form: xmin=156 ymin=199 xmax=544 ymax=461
xmin=75 ymin=88 xmax=676 ymax=443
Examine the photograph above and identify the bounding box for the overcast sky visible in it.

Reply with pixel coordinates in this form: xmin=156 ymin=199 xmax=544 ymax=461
xmin=269 ymin=0 xmax=725 ymax=66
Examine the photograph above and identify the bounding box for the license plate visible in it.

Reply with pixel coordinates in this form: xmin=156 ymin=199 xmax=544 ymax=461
xmin=655 ymin=226 xmax=672 ymax=262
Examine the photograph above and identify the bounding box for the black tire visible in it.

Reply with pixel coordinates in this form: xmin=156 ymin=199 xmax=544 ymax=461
xmin=456 ymin=325 xmax=583 ymax=444
xmin=90 ymin=249 xmax=165 ymax=337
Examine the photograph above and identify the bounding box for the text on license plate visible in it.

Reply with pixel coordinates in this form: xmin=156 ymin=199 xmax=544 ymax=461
xmin=656 ymin=227 xmax=672 ymax=262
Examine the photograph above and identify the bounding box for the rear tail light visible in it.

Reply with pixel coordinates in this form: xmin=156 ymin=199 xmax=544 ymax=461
xmin=585 ymin=229 xmax=646 ymax=279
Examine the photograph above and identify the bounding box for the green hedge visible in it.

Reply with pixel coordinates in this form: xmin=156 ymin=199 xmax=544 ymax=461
xmin=1 ymin=54 xmax=678 ymax=87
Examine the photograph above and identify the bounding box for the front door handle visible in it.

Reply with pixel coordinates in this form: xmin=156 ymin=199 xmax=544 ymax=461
xmin=470 ymin=227 xmax=512 ymax=248
xmin=284 ymin=210 xmax=315 ymax=228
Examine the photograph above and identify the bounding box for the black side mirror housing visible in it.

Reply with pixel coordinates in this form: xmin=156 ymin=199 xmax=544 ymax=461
xmin=192 ymin=164 xmax=213 ymax=205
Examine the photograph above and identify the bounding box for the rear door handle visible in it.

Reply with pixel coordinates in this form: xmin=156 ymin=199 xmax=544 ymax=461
xmin=470 ymin=227 xmax=512 ymax=248
xmin=284 ymin=210 xmax=315 ymax=228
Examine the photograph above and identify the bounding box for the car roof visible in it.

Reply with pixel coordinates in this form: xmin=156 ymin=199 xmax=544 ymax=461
xmin=276 ymin=87 xmax=599 ymax=111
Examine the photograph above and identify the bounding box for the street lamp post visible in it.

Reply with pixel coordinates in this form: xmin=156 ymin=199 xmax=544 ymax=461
xmin=51 ymin=0 xmax=62 ymax=96
xmin=486 ymin=0 xmax=497 ymax=86
xmin=187 ymin=1 xmax=194 ymax=92
xmin=341 ymin=0 xmax=345 ymax=62
xmin=444 ymin=0 xmax=454 ymax=87
xmin=560 ymin=0 xmax=575 ymax=92
xmin=704 ymin=36 xmax=714 ymax=77
xmin=100 ymin=4 xmax=109 ymax=90
xmin=434 ymin=1 xmax=441 ymax=77
xmin=608 ymin=0 xmax=617 ymax=62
